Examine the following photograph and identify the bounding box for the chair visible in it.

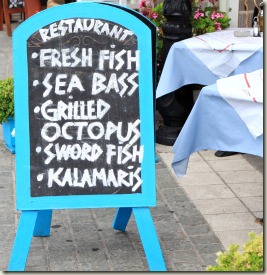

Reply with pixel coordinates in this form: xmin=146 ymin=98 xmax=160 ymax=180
xmin=24 ymin=0 xmax=46 ymax=19
xmin=238 ymin=0 xmax=255 ymax=28
xmin=0 ymin=0 xmax=3 ymax=31
xmin=2 ymin=0 xmax=25 ymax=36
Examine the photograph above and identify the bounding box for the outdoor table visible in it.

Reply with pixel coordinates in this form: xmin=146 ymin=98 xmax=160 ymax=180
xmin=171 ymin=81 xmax=263 ymax=178
xmin=156 ymin=28 xmax=263 ymax=99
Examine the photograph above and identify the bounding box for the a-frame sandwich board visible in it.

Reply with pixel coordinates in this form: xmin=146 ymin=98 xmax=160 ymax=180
xmin=9 ymin=2 xmax=166 ymax=271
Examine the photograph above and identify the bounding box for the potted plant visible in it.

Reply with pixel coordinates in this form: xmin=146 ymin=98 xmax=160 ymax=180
xmin=207 ymin=232 xmax=263 ymax=271
xmin=0 ymin=77 xmax=15 ymax=153
xmin=190 ymin=0 xmax=231 ymax=36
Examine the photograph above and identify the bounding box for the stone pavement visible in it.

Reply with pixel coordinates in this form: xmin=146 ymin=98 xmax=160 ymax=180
xmin=0 ymin=19 xmax=263 ymax=271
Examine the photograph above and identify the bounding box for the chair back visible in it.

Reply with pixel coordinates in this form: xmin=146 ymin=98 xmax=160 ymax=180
xmin=24 ymin=0 xmax=42 ymax=19
xmin=1 ymin=0 xmax=25 ymax=36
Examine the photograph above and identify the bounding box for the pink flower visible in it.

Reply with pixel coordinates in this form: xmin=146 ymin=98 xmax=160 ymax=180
xmin=210 ymin=11 xmax=224 ymax=20
xmin=214 ymin=22 xmax=222 ymax=30
xmin=194 ymin=9 xmax=204 ymax=19
xmin=151 ymin=12 xmax=158 ymax=19
xmin=216 ymin=13 xmax=224 ymax=18
xmin=210 ymin=11 xmax=216 ymax=20
xmin=139 ymin=0 xmax=146 ymax=8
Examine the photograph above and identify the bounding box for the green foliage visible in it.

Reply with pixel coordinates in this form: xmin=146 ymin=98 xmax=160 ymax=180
xmin=0 ymin=77 xmax=14 ymax=124
xmin=138 ymin=1 xmax=166 ymax=82
xmin=151 ymin=2 xmax=165 ymax=30
xmin=150 ymin=2 xmax=165 ymax=80
xmin=191 ymin=1 xmax=231 ymax=35
xmin=139 ymin=2 xmax=165 ymax=55
xmin=207 ymin=232 xmax=263 ymax=271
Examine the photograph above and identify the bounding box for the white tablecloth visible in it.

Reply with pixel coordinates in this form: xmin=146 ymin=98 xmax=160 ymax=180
xmin=217 ymin=69 xmax=263 ymax=139
xmin=171 ymin=84 xmax=263 ymax=178
xmin=156 ymin=28 xmax=263 ymax=99
xmin=183 ymin=29 xmax=262 ymax=78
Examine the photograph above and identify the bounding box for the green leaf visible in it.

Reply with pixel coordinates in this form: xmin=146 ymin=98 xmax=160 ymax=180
xmin=0 ymin=77 xmax=14 ymax=124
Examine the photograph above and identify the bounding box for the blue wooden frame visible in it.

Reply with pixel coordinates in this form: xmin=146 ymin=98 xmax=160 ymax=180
xmin=13 ymin=2 xmax=156 ymax=210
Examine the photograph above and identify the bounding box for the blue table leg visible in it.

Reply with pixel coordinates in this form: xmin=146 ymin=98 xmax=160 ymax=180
xmin=33 ymin=209 xmax=53 ymax=236
xmin=133 ymin=207 xmax=166 ymax=271
xmin=8 ymin=210 xmax=38 ymax=271
xmin=112 ymin=207 xmax=132 ymax=231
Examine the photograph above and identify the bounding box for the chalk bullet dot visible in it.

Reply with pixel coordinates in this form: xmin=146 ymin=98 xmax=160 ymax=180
xmin=127 ymin=166 xmax=134 ymax=169
xmin=32 ymin=52 xmax=38 ymax=59
xmin=34 ymin=106 xmax=40 ymax=113
xmin=36 ymin=147 xmax=41 ymax=153
xmin=33 ymin=80 xmax=39 ymax=86
xmin=69 ymin=95 xmax=73 ymax=99
xmin=111 ymin=44 xmax=115 ymax=48
xmin=37 ymin=174 xmax=43 ymax=181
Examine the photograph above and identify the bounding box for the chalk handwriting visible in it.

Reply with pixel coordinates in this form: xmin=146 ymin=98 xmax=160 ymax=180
xmin=44 ymin=143 xmax=103 ymax=164
xmin=46 ymin=167 xmax=142 ymax=189
xmin=38 ymin=49 xmax=139 ymax=70
xmin=40 ymin=119 xmax=140 ymax=143
xmin=39 ymin=19 xmax=134 ymax=42
xmin=30 ymin=17 xmax=143 ymax=196
xmin=40 ymin=99 xmax=111 ymax=121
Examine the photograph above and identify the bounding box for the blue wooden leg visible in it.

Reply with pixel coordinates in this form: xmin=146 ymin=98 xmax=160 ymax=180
xmin=33 ymin=210 xmax=53 ymax=236
xmin=133 ymin=207 xmax=166 ymax=271
xmin=112 ymin=207 xmax=132 ymax=231
xmin=8 ymin=210 xmax=38 ymax=271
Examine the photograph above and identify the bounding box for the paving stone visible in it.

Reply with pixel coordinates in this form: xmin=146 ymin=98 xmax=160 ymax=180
xmin=239 ymin=196 xmax=263 ymax=212
xmin=242 ymin=154 xmax=263 ymax=174
xmin=199 ymin=150 xmax=243 ymax=160
xmin=49 ymin=260 xmax=79 ymax=271
xmin=182 ymin=184 xmax=236 ymax=200
xmin=77 ymin=247 xmax=109 ymax=263
xmin=0 ymin=195 xmax=15 ymax=203
xmin=183 ymin=224 xmax=213 ymax=235
xmin=150 ymin=205 xmax=174 ymax=216
xmin=196 ymin=243 xmax=224 ymax=254
xmin=177 ymin=171 xmax=224 ymax=186
xmin=228 ymin=182 xmax=263 ymax=197
xmin=207 ymin=159 xmax=255 ymax=172
xmin=215 ymin=229 xmax=263 ymax=251
xmin=187 ymin=160 xmax=213 ymax=173
xmin=0 ymin=165 xmax=13 ymax=172
xmin=25 ymin=266 xmax=49 ymax=271
xmin=189 ymin=233 xmax=220 ymax=245
xmin=163 ymin=240 xmax=193 ymax=251
xmin=79 ymin=261 xmax=111 ymax=271
xmin=253 ymin=211 xmax=263 ymax=219
xmin=173 ymin=262 xmax=206 ymax=271
xmin=179 ymin=214 xmax=207 ymax=226
xmin=27 ymin=249 xmax=48 ymax=267
xmin=156 ymin=173 xmax=180 ymax=188
xmin=159 ymin=231 xmax=186 ymax=242
xmin=200 ymin=253 xmax=218 ymax=266
xmin=171 ymin=250 xmax=200 ymax=262
xmin=160 ymin=188 xmax=189 ymax=203
xmin=171 ymin=203 xmax=200 ymax=217
xmin=218 ymin=170 xmax=263 ymax=184
xmin=0 ymin=250 xmax=13 ymax=270
xmin=193 ymin=198 xmax=248 ymax=215
xmin=204 ymin=212 xmax=262 ymax=232
xmin=0 ymin=172 xmax=14 ymax=182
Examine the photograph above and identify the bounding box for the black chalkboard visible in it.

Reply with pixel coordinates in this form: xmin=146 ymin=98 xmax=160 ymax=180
xmin=100 ymin=2 xmax=157 ymax=97
xmin=27 ymin=18 xmax=142 ymax=197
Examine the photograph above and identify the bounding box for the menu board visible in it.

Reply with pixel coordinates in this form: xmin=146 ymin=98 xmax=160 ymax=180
xmin=27 ymin=18 xmax=142 ymax=197
xmin=13 ymin=2 xmax=156 ymax=209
